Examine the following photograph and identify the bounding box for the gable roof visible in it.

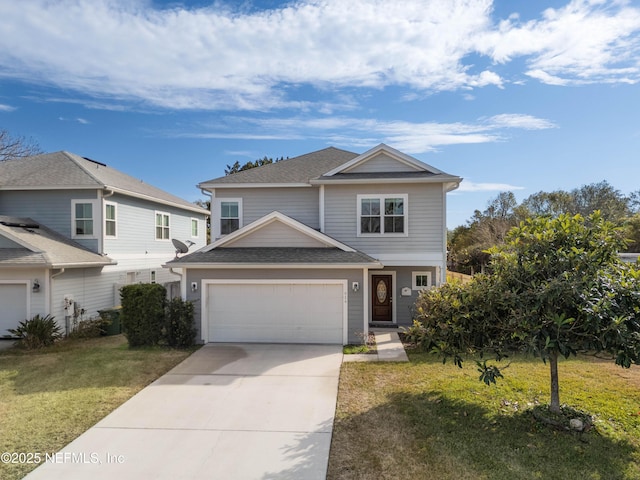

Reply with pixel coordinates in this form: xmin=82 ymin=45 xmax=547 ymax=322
xmin=0 ymin=151 xmax=208 ymax=215
xmin=198 ymin=147 xmax=359 ymax=188
xmin=0 ymin=216 xmax=116 ymax=268
xmin=205 ymin=211 xmax=356 ymax=252
xmin=198 ymin=144 xmax=461 ymax=190
xmin=167 ymin=211 xmax=381 ymax=268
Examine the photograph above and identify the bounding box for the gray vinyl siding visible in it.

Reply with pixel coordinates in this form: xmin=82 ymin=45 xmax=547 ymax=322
xmin=103 ymin=193 xmax=207 ymax=256
xmin=215 ymin=187 xmax=319 ymax=231
xmin=371 ymin=266 xmax=437 ymax=327
xmin=346 ymin=153 xmax=419 ymax=173
xmin=229 ymin=221 xmax=328 ymax=248
xmin=323 ymin=183 xmax=444 ymax=255
xmin=184 ymin=268 xmax=365 ymax=344
xmin=0 ymin=189 xmax=100 ymax=252
xmin=0 ymin=237 xmax=22 ymax=248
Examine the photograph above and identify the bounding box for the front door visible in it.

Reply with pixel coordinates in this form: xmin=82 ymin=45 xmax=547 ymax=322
xmin=372 ymin=275 xmax=392 ymax=322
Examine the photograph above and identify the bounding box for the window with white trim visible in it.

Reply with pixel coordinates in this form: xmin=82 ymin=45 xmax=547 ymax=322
xmin=155 ymin=212 xmax=170 ymax=240
xmin=220 ymin=201 xmax=240 ymax=235
xmin=72 ymin=200 xmax=97 ymax=237
xmin=412 ymin=271 xmax=432 ymax=290
xmin=105 ymin=202 xmax=117 ymax=237
xmin=357 ymin=194 xmax=408 ymax=236
xmin=191 ymin=218 xmax=199 ymax=238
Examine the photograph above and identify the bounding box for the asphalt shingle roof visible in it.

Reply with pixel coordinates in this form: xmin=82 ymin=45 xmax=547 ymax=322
xmin=198 ymin=147 xmax=359 ymax=186
xmin=0 ymin=216 xmax=115 ymax=268
xmin=168 ymin=247 xmax=379 ymax=265
xmin=0 ymin=151 xmax=207 ymax=214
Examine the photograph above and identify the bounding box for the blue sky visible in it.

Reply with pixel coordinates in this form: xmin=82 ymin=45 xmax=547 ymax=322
xmin=1 ymin=0 xmax=639 ymax=227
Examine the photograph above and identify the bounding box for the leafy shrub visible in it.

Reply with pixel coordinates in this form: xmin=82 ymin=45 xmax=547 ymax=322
xmin=69 ymin=317 xmax=111 ymax=339
xmin=120 ymin=283 xmax=166 ymax=347
xmin=165 ymin=297 xmax=196 ymax=348
xmin=8 ymin=314 xmax=62 ymax=349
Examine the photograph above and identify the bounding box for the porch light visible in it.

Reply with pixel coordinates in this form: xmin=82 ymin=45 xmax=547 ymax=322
xmin=33 ymin=279 xmax=40 ymax=293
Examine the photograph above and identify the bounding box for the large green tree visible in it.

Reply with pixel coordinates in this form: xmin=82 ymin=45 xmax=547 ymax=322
xmin=414 ymin=212 xmax=640 ymax=413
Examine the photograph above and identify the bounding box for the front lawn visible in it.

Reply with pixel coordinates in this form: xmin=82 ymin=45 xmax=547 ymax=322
xmin=0 ymin=335 xmax=195 ymax=480
xmin=329 ymin=351 xmax=640 ymax=480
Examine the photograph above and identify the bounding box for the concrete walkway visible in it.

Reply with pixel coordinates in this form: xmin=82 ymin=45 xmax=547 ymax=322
xmin=342 ymin=328 xmax=409 ymax=363
xmin=25 ymin=343 xmax=343 ymax=480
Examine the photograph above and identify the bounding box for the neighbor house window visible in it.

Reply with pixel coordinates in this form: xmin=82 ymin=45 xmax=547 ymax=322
xmin=191 ymin=218 xmax=199 ymax=238
xmin=72 ymin=200 xmax=96 ymax=237
xmin=155 ymin=212 xmax=170 ymax=240
xmin=413 ymin=271 xmax=432 ymax=290
xmin=220 ymin=201 xmax=240 ymax=235
xmin=357 ymin=194 xmax=408 ymax=236
xmin=105 ymin=202 xmax=117 ymax=237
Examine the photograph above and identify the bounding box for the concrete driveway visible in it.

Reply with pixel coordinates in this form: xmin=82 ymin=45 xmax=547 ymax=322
xmin=25 ymin=343 xmax=343 ymax=480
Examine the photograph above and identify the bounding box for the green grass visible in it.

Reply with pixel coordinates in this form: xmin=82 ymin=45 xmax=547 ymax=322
xmin=0 ymin=335 xmax=196 ymax=480
xmin=329 ymin=350 xmax=640 ymax=480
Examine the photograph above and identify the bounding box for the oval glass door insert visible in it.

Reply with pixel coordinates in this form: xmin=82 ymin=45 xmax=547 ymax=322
xmin=376 ymin=280 xmax=387 ymax=303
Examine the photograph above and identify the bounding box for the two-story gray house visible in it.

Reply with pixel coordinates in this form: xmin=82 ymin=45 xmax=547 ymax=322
xmin=167 ymin=144 xmax=461 ymax=345
xmin=0 ymin=151 xmax=208 ymax=336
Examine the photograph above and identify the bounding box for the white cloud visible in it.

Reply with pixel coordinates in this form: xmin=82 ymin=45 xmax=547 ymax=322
xmin=457 ymin=180 xmax=526 ymax=192
xmin=0 ymin=0 xmax=637 ymax=110
xmin=178 ymin=112 xmax=555 ymax=153
xmin=0 ymin=103 xmax=16 ymax=111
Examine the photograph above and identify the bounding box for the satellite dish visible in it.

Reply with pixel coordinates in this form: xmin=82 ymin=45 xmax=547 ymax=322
xmin=172 ymin=238 xmax=189 ymax=258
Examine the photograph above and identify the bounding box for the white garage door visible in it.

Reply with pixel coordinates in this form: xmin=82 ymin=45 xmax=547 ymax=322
xmin=206 ymin=280 xmax=346 ymax=344
xmin=0 ymin=283 xmax=28 ymax=337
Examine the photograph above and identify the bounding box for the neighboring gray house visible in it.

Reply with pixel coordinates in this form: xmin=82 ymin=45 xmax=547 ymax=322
xmin=167 ymin=144 xmax=461 ymax=345
xmin=0 ymin=151 xmax=208 ymax=336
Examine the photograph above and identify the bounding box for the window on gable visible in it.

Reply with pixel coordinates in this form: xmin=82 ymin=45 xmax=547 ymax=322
xmin=105 ymin=202 xmax=117 ymax=237
xmin=220 ymin=201 xmax=239 ymax=235
xmin=358 ymin=194 xmax=407 ymax=236
xmin=155 ymin=212 xmax=170 ymax=240
xmin=74 ymin=202 xmax=94 ymax=236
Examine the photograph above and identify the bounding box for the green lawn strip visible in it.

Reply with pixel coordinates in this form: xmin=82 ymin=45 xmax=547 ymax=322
xmin=0 ymin=335 xmax=195 ymax=480
xmin=329 ymin=352 xmax=640 ymax=480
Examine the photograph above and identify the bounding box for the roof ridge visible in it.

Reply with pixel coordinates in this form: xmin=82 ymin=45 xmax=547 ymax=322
xmin=60 ymin=151 xmax=105 ymax=187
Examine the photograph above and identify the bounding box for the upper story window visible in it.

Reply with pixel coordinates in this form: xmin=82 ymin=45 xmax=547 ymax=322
xmin=155 ymin=212 xmax=170 ymax=240
xmin=357 ymin=194 xmax=408 ymax=236
xmin=220 ymin=201 xmax=240 ymax=235
xmin=105 ymin=202 xmax=117 ymax=237
xmin=72 ymin=200 xmax=97 ymax=238
xmin=191 ymin=218 xmax=199 ymax=238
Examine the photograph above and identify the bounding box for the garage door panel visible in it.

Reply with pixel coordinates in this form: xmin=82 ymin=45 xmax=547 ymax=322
xmin=0 ymin=284 xmax=28 ymax=336
xmin=207 ymin=282 xmax=345 ymax=344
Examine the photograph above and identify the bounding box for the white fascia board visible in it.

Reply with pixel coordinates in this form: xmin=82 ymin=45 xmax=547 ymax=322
xmin=198 ymin=183 xmax=311 ymax=189
xmin=205 ymin=211 xmax=356 ymax=252
xmin=106 ymin=186 xmax=209 ymax=215
xmin=162 ymin=262 xmax=382 ymax=269
xmin=369 ymin=252 xmax=444 ymax=266
xmin=0 ymin=185 xmax=97 ymax=191
xmin=310 ymin=176 xmax=462 ymax=186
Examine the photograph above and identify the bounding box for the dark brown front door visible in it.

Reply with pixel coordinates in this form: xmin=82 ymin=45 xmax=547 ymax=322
xmin=372 ymin=275 xmax=392 ymax=322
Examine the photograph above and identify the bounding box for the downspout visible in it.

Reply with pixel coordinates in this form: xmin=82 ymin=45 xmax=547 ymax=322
xmin=169 ymin=267 xmax=187 ymax=300
xmin=200 ymin=188 xmax=213 ymax=244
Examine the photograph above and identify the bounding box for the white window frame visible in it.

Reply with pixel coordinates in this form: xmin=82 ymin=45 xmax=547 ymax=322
xmin=104 ymin=201 xmax=117 ymax=238
xmin=356 ymin=194 xmax=408 ymax=237
xmin=214 ymin=198 xmax=243 ymax=238
xmin=191 ymin=218 xmax=199 ymax=238
xmin=71 ymin=199 xmax=99 ymax=239
xmin=412 ymin=271 xmax=432 ymax=290
xmin=155 ymin=211 xmax=170 ymax=241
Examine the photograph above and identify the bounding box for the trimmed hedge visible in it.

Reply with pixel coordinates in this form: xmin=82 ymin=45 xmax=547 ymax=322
xmin=120 ymin=283 xmax=167 ymax=347
xmin=120 ymin=283 xmax=196 ymax=348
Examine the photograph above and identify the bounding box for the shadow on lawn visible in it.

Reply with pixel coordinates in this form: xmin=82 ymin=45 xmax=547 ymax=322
xmin=330 ymin=391 xmax=638 ymax=480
